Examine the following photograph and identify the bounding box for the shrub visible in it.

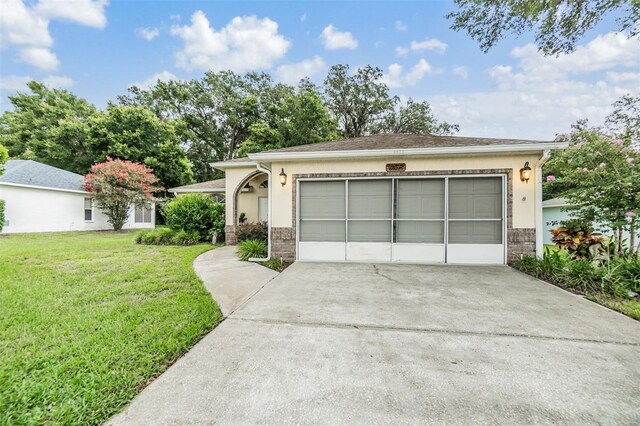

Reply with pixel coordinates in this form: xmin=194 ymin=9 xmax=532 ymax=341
xmin=514 ymin=248 xmax=567 ymax=282
xmin=236 ymin=222 xmax=268 ymax=243
xmin=162 ymin=194 xmax=225 ymax=241
xmin=0 ymin=199 xmax=4 ymax=232
xmin=550 ymin=220 xmax=605 ymax=259
xmin=172 ymin=230 xmax=200 ymax=246
xmin=135 ymin=228 xmax=177 ymax=245
xmin=238 ymin=239 xmax=267 ymax=261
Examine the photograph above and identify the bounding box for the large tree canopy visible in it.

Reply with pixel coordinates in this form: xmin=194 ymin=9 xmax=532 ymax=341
xmin=447 ymin=0 xmax=640 ymax=55
xmin=0 ymin=83 xmax=193 ymax=190
xmin=0 ymin=81 xmax=96 ymax=168
xmin=323 ymin=64 xmax=397 ymax=138
xmin=373 ymin=99 xmax=460 ymax=136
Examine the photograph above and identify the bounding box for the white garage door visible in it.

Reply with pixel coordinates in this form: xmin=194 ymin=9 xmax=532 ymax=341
xmin=297 ymin=176 xmax=505 ymax=264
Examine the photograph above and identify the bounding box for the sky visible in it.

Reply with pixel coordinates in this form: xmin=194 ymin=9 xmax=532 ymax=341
xmin=1 ymin=0 xmax=639 ymax=140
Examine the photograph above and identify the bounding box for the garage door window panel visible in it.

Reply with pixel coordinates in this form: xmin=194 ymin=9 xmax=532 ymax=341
xmin=300 ymin=181 xmax=346 ymax=243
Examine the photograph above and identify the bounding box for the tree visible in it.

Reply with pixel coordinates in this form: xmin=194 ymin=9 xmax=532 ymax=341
xmin=0 ymin=81 xmax=97 ymax=167
xmin=447 ymin=0 xmax=639 ymax=56
xmin=90 ymin=105 xmax=193 ymax=191
xmin=120 ymin=71 xmax=275 ymax=180
xmin=0 ymin=144 xmax=7 ymax=174
xmin=84 ymin=158 xmax=161 ymax=231
xmin=323 ymin=64 xmax=397 ymax=138
xmin=545 ymin=129 xmax=640 ymax=255
xmin=373 ymin=98 xmax=459 ymax=135
xmin=238 ymin=81 xmax=339 ymax=155
xmin=605 ymin=94 xmax=640 ymax=148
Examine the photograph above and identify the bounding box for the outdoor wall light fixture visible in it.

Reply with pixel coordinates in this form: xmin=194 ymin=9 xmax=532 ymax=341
xmin=519 ymin=162 xmax=532 ymax=183
xmin=279 ymin=168 xmax=287 ymax=186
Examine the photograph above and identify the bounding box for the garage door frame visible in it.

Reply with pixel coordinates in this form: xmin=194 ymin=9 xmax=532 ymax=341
xmin=295 ymin=173 xmax=508 ymax=265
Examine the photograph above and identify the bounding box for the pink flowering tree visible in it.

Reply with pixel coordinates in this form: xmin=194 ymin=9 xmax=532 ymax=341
xmin=84 ymin=158 xmax=162 ymax=231
xmin=545 ymin=129 xmax=640 ymax=256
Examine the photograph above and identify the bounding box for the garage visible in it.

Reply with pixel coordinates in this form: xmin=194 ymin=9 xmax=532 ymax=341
xmin=297 ymin=175 xmax=505 ymax=264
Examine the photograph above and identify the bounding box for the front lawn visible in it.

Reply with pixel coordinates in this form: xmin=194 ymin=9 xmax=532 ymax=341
xmin=0 ymin=231 xmax=222 ymax=425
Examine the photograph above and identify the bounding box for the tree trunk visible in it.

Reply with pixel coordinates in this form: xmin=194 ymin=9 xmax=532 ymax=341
xmin=617 ymin=228 xmax=623 ymax=256
xmin=629 ymin=218 xmax=636 ymax=257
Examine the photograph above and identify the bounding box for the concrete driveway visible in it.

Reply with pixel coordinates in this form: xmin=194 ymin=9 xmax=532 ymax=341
xmin=110 ymin=262 xmax=640 ymax=425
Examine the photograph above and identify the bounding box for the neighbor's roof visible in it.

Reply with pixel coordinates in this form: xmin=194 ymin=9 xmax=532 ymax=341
xmin=212 ymin=134 xmax=565 ymax=168
xmin=168 ymin=178 xmax=226 ymax=193
xmin=0 ymin=160 xmax=85 ymax=192
xmin=542 ymin=198 xmax=568 ymax=208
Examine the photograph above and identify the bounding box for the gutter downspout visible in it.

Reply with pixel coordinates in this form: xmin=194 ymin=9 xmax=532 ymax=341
xmin=249 ymin=162 xmax=272 ymax=262
xmin=536 ymin=150 xmax=552 ymax=258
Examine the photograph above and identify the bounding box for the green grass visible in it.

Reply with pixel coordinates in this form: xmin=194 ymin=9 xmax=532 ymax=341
xmin=594 ymin=297 xmax=640 ymax=321
xmin=0 ymin=231 xmax=223 ymax=425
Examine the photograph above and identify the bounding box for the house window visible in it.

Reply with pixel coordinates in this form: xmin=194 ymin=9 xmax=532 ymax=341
xmin=135 ymin=206 xmax=153 ymax=223
xmin=84 ymin=198 xmax=93 ymax=221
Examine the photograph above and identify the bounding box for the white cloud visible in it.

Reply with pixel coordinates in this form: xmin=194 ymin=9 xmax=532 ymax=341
xmin=171 ymin=11 xmax=290 ymax=72
xmin=0 ymin=0 xmax=51 ymax=48
xmin=131 ymin=71 xmax=179 ymax=89
xmin=430 ymin=32 xmax=640 ymax=140
xmin=0 ymin=75 xmax=32 ymax=91
xmin=17 ymin=46 xmax=59 ymax=70
xmin=452 ymin=66 xmax=469 ymax=79
xmin=0 ymin=0 xmax=107 ymax=71
xmin=276 ymin=56 xmax=325 ymax=85
xmin=136 ymin=27 xmax=159 ymax=41
xmin=35 ymin=0 xmax=108 ymax=28
xmin=381 ymin=59 xmax=432 ymax=89
xmin=410 ymin=38 xmax=447 ymax=54
xmin=42 ymin=75 xmax=74 ymax=88
xmin=300 ymin=13 xmax=306 ymax=22
xmin=395 ymin=46 xmax=409 ymax=57
xmin=394 ymin=20 xmax=407 ymax=32
xmin=320 ymin=24 xmax=358 ymax=50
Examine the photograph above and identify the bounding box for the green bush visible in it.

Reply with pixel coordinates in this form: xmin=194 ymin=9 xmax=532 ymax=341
xmin=515 ymin=250 xmax=640 ymax=298
xmin=0 ymin=199 xmax=4 ymax=232
xmin=135 ymin=228 xmax=178 ymax=245
xmin=172 ymin=230 xmax=200 ymax=246
xmin=238 ymin=239 xmax=267 ymax=261
xmin=162 ymin=194 xmax=225 ymax=241
xmin=236 ymin=222 xmax=268 ymax=243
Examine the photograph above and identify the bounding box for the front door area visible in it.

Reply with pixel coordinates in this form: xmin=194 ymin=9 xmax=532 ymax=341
xmin=297 ymin=176 xmax=505 ymax=264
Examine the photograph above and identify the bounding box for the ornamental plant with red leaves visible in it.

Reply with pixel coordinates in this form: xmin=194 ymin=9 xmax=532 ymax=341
xmin=84 ymin=158 xmax=162 ymax=231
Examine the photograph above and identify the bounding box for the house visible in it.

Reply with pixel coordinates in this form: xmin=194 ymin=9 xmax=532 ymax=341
xmin=213 ymin=134 xmax=567 ymax=265
xmin=543 ymin=197 xmax=632 ymax=246
xmin=0 ymin=160 xmax=155 ymax=233
xmin=168 ymin=178 xmax=226 ymax=203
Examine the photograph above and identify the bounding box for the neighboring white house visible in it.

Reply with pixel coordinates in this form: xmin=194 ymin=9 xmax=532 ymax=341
xmin=0 ymin=160 xmax=155 ymax=234
xmin=543 ymin=197 xmax=632 ymax=245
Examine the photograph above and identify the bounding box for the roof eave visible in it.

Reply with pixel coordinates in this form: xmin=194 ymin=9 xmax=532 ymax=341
xmin=169 ymin=188 xmax=226 ymax=194
xmin=0 ymin=181 xmax=87 ymax=194
xmin=211 ymin=161 xmax=257 ymax=170
xmin=247 ymin=142 xmax=568 ymax=162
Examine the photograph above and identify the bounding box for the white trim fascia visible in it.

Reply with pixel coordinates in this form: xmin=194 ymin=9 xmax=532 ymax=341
xmin=0 ymin=181 xmax=88 ymax=195
xmin=211 ymin=161 xmax=257 ymax=170
xmin=248 ymin=142 xmax=568 ymax=162
xmin=169 ymin=188 xmax=226 ymax=194
xmin=542 ymin=200 xmax=569 ymax=208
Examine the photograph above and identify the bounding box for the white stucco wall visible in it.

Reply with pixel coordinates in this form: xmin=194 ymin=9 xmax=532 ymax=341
xmin=0 ymin=184 xmax=155 ymax=234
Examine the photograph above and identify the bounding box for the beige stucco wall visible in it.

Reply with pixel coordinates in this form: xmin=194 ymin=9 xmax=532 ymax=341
xmin=270 ymin=153 xmax=543 ymax=229
xmin=223 ymin=168 xmax=268 ymax=224
xmin=223 ymin=153 xmax=544 ymax=229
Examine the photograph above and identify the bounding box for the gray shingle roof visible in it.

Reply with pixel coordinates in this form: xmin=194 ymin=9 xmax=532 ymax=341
xmin=258 ymin=133 xmax=553 ymax=154
xmin=0 ymin=160 xmax=85 ymax=191
xmin=168 ymin=178 xmax=226 ymax=193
